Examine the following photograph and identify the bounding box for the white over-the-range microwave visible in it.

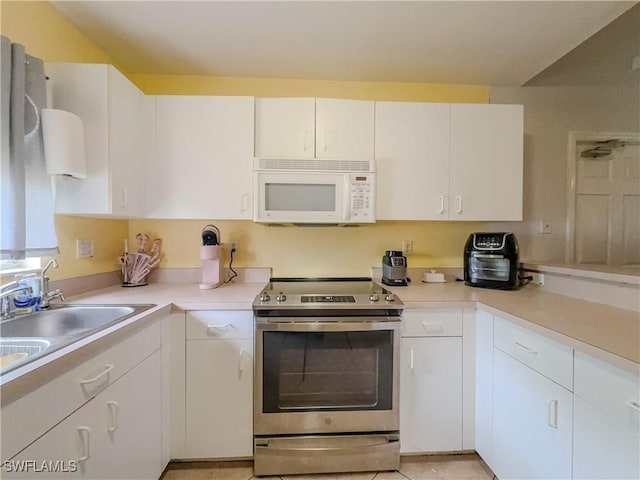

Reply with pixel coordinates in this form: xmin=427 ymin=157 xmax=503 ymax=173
xmin=253 ymin=158 xmax=375 ymax=225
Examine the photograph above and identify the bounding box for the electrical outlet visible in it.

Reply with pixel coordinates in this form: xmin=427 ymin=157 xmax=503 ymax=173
xmin=539 ymin=219 xmax=552 ymax=234
xmin=531 ymin=272 xmax=545 ymax=285
xmin=402 ymin=240 xmax=413 ymax=255
xmin=230 ymin=240 xmax=238 ymax=252
xmin=76 ymin=239 xmax=94 ymax=259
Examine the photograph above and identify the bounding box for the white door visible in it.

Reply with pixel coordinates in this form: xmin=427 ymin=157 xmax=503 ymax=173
xmin=400 ymin=337 xmax=462 ymax=453
xmin=573 ymin=139 xmax=640 ymax=266
xmin=375 ymin=102 xmax=450 ymax=220
xmin=315 ymin=98 xmax=375 ymax=159
xmin=108 ymin=65 xmax=144 ymax=217
xmin=449 ymin=104 xmax=523 ymax=221
xmin=573 ymin=395 xmax=640 ymax=480
xmin=8 ymin=352 xmax=162 ymax=479
xmin=474 ymin=310 xmax=494 ymax=467
xmin=254 ymin=97 xmax=316 ymax=158
xmin=151 ymin=95 xmax=254 ymax=219
xmin=492 ymin=348 xmax=573 ymax=480
xmin=185 ymin=338 xmax=253 ymax=459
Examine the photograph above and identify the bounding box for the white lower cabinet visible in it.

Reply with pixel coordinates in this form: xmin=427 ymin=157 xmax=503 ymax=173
xmin=400 ymin=309 xmax=463 ymax=454
xmin=184 ymin=311 xmax=253 ymax=459
xmin=492 ymin=348 xmax=573 ymax=480
xmin=573 ymin=351 xmax=640 ymax=480
xmin=474 ymin=310 xmax=493 ymax=465
xmin=8 ymin=350 xmax=162 ymax=479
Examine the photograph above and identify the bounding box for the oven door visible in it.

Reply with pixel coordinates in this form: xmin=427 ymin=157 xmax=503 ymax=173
xmin=254 ymin=318 xmax=400 ymax=436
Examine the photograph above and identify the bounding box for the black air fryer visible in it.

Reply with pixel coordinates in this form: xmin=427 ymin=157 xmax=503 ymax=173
xmin=464 ymin=232 xmax=520 ymax=290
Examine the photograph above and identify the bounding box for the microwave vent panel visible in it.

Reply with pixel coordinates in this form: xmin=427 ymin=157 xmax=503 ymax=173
xmin=255 ymin=158 xmax=374 ymax=172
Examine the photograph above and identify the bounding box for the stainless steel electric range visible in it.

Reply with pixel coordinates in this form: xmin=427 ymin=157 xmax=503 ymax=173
xmin=252 ymin=278 xmax=403 ymax=476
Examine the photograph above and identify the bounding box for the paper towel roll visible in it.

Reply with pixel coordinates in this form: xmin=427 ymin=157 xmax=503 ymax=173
xmin=41 ymin=108 xmax=87 ymax=179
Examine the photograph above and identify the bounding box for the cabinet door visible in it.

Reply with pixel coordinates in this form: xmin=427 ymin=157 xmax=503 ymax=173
xmin=492 ymin=348 xmax=572 ymax=480
xmin=316 ymin=98 xmax=374 ymax=159
xmin=8 ymin=351 xmax=162 ymax=479
xmin=254 ymin=97 xmax=315 ymax=158
xmin=108 ymin=66 xmax=144 ymax=217
xmin=400 ymin=337 xmax=462 ymax=453
xmin=185 ymin=338 xmax=253 ymax=459
xmin=474 ymin=310 xmax=493 ymax=466
xmin=375 ymin=102 xmax=450 ymax=220
xmin=151 ymin=96 xmax=254 ymax=219
xmin=47 ymin=63 xmax=111 ymax=215
xmin=573 ymin=395 xmax=640 ymax=479
xmin=97 ymin=350 xmax=163 ymax=479
xmin=449 ymin=104 xmax=523 ymax=221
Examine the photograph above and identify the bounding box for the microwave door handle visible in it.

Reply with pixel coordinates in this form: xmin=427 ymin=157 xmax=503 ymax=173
xmin=344 ymin=176 xmax=351 ymax=221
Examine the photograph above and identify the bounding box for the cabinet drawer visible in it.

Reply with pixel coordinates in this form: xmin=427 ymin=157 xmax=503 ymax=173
xmin=493 ymin=316 xmax=573 ymax=390
xmin=186 ymin=311 xmax=253 ymax=340
xmin=1 ymin=320 xmax=161 ymax=461
xmin=575 ymin=351 xmax=640 ymax=427
xmin=401 ymin=309 xmax=463 ymax=337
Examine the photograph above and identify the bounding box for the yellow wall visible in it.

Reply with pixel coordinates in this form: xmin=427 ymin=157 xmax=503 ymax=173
xmin=3 ymin=0 xmax=489 ymax=281
xmin=129 ymin=220 xmax=483 ymax=278
xmin=132 ymin=74 xmax=488 ymax=103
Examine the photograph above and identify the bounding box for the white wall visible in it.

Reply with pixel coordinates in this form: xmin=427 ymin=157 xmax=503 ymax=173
xmin=488 ymin=85 xmax=640 ymax=263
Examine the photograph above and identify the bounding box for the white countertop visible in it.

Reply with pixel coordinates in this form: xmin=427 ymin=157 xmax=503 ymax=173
xmin=2 ymin=278 xmax=638 ymax=394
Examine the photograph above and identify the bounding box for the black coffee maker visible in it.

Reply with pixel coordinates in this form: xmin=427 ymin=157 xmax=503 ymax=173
xmin=382 ymin=250 xmax=408 ymax=286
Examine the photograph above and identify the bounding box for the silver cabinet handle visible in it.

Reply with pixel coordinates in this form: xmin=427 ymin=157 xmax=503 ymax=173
xmin=421 ymin=321 xmax=444 ymax=332
xmin=456 ymin=195 xmax=463 ymax=214
xmin=409 ymin=347 xmax=415 ymax=371
xmin=238 ymin=349 xmax=251 ymax=378
xmin=303 ymin=130 xmax=313 ymax=152
xmin=439 ymin=195 xmax=445 ymax=214
xmin=547 ymin=400 xmax=559 ymax=429
xmin=241 ymin=193 xmax=250 ymax=213
xmin=80 ymin=364 xmax=114 ymax=385
xmin=77 ymin=426 xmax=91 ymax=462
xmin=107 ymin=401 xmax=119 ymax=433
xmin=120 ymin=186 xmax=128 ymax=209
xmin=626 ymin=400 xmax=640 ymax=413
xmin=207 ymin=323 xmax=231 ymax=330
xmin=514 ymin=342 xmax=538 ymax=355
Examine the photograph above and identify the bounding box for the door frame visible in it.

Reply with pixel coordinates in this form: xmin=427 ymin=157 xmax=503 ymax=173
xmin=565 ymin=131 xmax=640 ymax=263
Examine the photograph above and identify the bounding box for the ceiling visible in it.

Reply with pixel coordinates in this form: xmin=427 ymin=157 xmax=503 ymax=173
xmin=51 ymin=1 xmax=638 ymax=86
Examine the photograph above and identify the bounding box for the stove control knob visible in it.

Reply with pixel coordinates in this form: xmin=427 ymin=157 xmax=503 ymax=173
xmin=369 ymin=293 xmax=380 ymax=302
xmin=385 ymin=293 xmax=396 ymax=302
xmin=276 ymin=292 xmax=287 ymax=302
xmin=258 ymin=292 xmax=270 ymax=302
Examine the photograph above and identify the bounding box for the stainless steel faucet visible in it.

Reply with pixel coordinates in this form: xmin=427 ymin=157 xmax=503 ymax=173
xmin=40 ymin=259 xmax=65 ymax=309
xmin=0 ymin=282 xmax=33 ymax=320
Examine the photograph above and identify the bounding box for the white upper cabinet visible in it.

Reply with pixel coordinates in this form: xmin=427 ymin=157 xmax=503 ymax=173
xmin=375 ymin=102 xmax=450 ymax=220
xmin=255 ymin=97 xmax=374 ymax=159
xmin=149 ymin=95 xmax=254 ymax=219
xmin=46 ymin=63 xmax=144 ymax=217
xmin=375 ymin=102 xmax=523 ymax=221
xmin=255 ymin=97 xmax=315 ymax=158
xmin=449 ymin=104 xmax=523 ymax=221
xmin=315 ymin=98 xmax=374 ymax=159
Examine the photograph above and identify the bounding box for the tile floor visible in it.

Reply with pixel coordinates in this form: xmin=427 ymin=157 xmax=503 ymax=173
xmin=160 ymin=454 xmax=495 ymax=480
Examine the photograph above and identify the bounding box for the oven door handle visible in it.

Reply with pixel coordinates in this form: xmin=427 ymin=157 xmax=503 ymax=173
xmin=255 ymin=434 xmax=399 ymax=456
xmin=255 ymin=318 xmax=402 ymax=332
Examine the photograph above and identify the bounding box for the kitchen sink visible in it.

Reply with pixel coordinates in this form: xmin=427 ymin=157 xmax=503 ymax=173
xmin=0 ymin=305 xmax=149 ymax=338
xmin=0 ymin=304 xmax=155 ymax=374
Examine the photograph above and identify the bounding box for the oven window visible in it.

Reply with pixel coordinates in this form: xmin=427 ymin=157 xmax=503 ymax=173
xmin=265 ymin=183 xmax=336 ymax=212
xmin=469 ymin=256 xmax=510 ymax=281
xmin=262 ymin=330 xmax=393 ymax=412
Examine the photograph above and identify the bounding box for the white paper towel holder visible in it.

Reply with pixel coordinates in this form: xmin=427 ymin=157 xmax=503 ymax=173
xmin=41 ymin=108 xmax=87 ymax=179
